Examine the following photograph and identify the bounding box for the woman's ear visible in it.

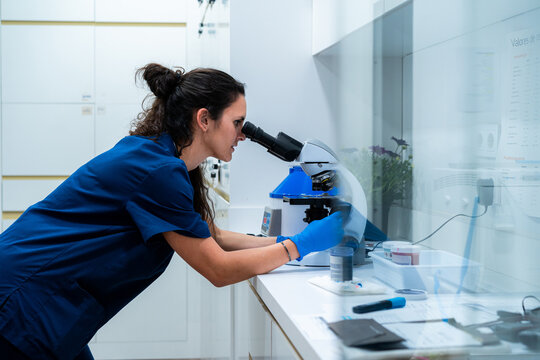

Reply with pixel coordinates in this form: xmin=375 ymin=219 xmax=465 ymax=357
xmin=195 ymin=108 xmax=210 ymax=132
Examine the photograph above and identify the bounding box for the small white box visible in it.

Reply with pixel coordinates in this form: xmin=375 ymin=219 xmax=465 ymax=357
xmin=371 ymin=250 xmax=482 ymax=293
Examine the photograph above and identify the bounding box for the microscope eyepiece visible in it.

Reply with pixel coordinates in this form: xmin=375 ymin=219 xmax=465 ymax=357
xmin=241 ymin=121 xmax=303 ymax=162
xmin=241 ymin=121 xmax=258 ymax=139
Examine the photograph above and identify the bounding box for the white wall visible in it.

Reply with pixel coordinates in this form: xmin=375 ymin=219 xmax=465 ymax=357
xmin=312 ymin=0 xmax=377 ymax=55
xmin=228 ymin=0 xmax=336 ymax=216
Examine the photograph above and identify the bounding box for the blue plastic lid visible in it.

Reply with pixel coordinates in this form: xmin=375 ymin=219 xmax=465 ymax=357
xmin=269 ymin=166 xmax=338 ymax=199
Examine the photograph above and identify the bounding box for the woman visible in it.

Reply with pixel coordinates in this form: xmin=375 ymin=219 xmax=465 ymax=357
xmin=0 ymin=64 xmax=343 ymax=359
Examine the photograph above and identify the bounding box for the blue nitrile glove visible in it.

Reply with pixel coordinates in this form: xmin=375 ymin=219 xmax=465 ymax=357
xmin=288 ymin=212 xmax=344 ymax=260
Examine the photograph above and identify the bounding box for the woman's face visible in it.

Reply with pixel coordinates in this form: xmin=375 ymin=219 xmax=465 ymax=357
xmin=207 ymin=95 xmax=247 ymax=162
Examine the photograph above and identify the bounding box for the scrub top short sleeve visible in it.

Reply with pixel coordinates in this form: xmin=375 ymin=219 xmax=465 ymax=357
xmin=126 ymin=162 xmax=211 ymax=242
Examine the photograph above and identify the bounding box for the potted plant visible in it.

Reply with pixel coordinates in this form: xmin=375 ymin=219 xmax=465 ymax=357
xmin=341 ymin=136 xmax=413 ymax=234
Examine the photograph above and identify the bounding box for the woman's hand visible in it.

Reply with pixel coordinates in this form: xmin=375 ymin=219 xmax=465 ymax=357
xmin=288 ymin=212 xmax=344 ymax=259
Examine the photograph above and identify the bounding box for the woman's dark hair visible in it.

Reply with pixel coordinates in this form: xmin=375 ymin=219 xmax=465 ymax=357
xmin=130 ymin=63 xmax=245 ymax=230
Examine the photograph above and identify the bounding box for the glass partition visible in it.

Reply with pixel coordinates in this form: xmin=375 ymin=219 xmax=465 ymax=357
xmin=407 ymin=1 xmax=540 ymax=294
xmin=319 ymin=0 xmax=540 ymax=355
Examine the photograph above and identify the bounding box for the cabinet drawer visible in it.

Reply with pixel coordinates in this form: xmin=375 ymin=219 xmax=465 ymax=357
xmin=2 ymin=104 xmax=94 ymax=175
xmin=2 ymin=178 xmax=64 ymax=211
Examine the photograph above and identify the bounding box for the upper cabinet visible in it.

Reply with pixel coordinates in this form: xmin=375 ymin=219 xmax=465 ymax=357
xmin=1 ymin=24 xmax=94 ymax=103
xmin=311 ymin=0 xmax=409 ymax=55
xmin=1 ymin=0 xmax=94 ymax=21
xmin=312 ymin=0 xmax=377 ymax=55
xmin=95 ymin=0 xmax=187 ymax=23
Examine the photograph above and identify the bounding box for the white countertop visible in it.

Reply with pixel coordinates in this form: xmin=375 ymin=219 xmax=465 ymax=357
xmin=249 ymin=261 xmax=532 ymax=359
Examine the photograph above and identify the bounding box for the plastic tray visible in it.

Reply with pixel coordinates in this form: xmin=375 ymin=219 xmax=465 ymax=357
xmin=371 ymin=250 xmax=482 ymax=293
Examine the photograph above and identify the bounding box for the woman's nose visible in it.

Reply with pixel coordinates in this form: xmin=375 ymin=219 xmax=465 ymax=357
xmin=238 ymin=131 xmax=246 ymax=141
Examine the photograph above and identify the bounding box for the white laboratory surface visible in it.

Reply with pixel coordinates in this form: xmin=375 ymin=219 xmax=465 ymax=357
xmin=246 ymin=260 xmax=538 ymax=359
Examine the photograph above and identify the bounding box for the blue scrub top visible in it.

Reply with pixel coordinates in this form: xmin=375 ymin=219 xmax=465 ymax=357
xmin=0 ymin=133 xmax=211 ymax=359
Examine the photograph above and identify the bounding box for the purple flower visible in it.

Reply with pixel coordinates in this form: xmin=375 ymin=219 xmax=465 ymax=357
xmin=369 ymin=145 xmax=387 ymax=155
xmin=391 ymin=136 xmax=408 ymax=147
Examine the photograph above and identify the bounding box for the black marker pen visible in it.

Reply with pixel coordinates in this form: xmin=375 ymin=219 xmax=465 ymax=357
xmin=352 ymin=297 xmax=406 ymax=314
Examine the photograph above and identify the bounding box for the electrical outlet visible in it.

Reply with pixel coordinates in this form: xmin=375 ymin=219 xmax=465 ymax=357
xmin=477 ymin=178 xmax=494 ymax=206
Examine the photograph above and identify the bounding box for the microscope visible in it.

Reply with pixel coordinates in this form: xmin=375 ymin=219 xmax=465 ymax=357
xmin=242 ymin=122 xmax=368 ymax=266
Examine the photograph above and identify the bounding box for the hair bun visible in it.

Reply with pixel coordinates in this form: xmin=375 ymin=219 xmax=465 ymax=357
xmin=175 ymin=71 xmax=182 ymax=82
xmin=138 ymin=63 xmax=181 ymax=100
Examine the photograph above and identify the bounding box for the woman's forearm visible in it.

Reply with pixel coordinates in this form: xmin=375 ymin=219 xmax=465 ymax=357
xmin=163 ymin=231 xmax=299 ymax=287
xmin=211 ymin=239 xmax=299 ymax=286
xmin=215 ymin=228 xmax=276 ymax=251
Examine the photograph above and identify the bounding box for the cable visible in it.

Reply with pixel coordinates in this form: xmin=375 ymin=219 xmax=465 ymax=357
xmin=412 ymin=205 xmax=488 ymax=246
xmin=366 ymin=203 xmax=489 ymax=257
xmin=366 ymin=240 xmax=385 ymax=255
xmin=522 ymin=295 xmax=540 ymax=314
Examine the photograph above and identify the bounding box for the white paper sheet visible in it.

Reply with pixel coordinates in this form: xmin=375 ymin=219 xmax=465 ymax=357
xmin=385 ymin=321 xmax=482 ymax=349
xmin=323 ymin=297 xmax=500 ymax=326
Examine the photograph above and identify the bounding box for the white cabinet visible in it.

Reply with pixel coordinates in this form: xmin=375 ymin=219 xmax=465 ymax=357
xmin=271 ymin=321 xmax=300 ymax=360
xmin=1 ymin=0 xmax=94 ymax=21
xmin=235 ymin=281 xmax=298 ymax=360
xmin=95 ymin=0 xmax=187 ymax=23
xmin=1 ymin=25 xmax=94 ymax=104
xmin=246 ymin=282 xmax=272 ymax=359
xmin=96 ymin=258 xmax=190 ymax=343
xmin=94 ymin=24 xmax=186 ymax=156
xmin=2 ymin=179 xmax=64 ymax=211
xmin=2 ymin=104 xmax=94 ymax=175
xmin=91 ymin=257 xmax=233 ymax=360
xmin=198 ymin=274 xmax=233 ymax=358
xmin=95 ymin=25 xmax=186 ymax=104
xmin=234 ymin=281 xmax=271 ymax=359
xmin=95 ymin=104 xmax=138 ymax=155
xmin=2 ymin=218 xmax=17 ymax=232
xmin=90 ymin=256 xmax=204 ymax=359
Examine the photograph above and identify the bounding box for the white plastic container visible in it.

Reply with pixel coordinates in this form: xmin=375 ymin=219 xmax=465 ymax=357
xmin=371 ymin=250 xmax=482 ymax=293
xmin=391 ymin=244 xmax=421 ymax=265
xmin=382 ymin=241 xmax=409 ymax=260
